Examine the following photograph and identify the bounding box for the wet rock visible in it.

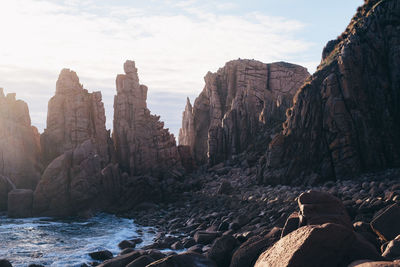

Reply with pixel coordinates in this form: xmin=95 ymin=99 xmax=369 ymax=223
xmin=97 ymin=251 xmax=143 ymax=267
xmin=371 ymin=204 xmax=400 ymax=241
xmin=89 ymin=250 xmax=113 ymax=261
xmin=7 ymin=189 xmax=33 ymax=218
xmin=147 ymin=252 xmax=217 ymax=267
xmin=118 ymin=240 xmax=136 ymax=250
xmin=0 ymin=90 xmax=42 ymax=189
xmin=255 ymin=223 xmax=381 ymax=267
xmin=126 ymin=255 xmax=155 ymax=267
xmin=206 ymin=235 xmax=238 ymax=267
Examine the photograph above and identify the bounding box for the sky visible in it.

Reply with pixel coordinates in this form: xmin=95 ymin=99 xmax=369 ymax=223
xmin=0 ymin=0 xmax=363 ymax=138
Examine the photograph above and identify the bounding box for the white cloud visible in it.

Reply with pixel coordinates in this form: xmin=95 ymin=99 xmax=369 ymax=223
xmin=0 ymin=0 xmax=313 ymax=136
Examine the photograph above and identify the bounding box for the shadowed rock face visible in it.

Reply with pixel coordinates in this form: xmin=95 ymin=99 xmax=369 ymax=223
xmin=179 ymin=59 xmax=309 ymax=165
xmin=40 ymin=69 xmax=111 ymax=166
xmin=113 ymin=60 xmax=184 ymax=177
xmin=0 ymin=89 xmax=42 ymax=189
xmin=260 ymin=0 xmax=400 ymax=185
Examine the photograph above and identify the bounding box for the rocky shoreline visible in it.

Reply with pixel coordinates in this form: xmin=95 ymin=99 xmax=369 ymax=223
xmin=85 ymin=169 xmax=400 ymax=266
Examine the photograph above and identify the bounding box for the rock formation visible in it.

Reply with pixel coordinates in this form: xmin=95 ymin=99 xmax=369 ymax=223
xmin=113 ymin=60 xmax=184 ymax=177
xmin=40 ymin=69 xmax=111 ymax=166
xmin=179 ymin=60 xmax=309 ymax=165
xmin=259 ymin=0 xmax=400 ymax=185
xmin=0 ymin=89 xmax=42 ymax=189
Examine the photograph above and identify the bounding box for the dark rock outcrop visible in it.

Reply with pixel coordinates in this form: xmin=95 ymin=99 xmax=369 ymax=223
xmin=113 ymin=60 xmax=185 ymax=177
xmin=40 ymin=69 xmax=111 ymax=166
xmin=0 ymin=89 xmax=42 ymax=189
xmin=0 ymin=175 xmax=15 ymax=211
xmin=178 ymin=59 xmax=309 ymax=165
xmin=7 ymin=189 xmax=33 ymax=218
xmin=260 ymin=0 xmax=400 ymax=184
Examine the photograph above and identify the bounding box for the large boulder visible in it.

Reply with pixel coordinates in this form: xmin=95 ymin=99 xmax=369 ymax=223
xmin=371 ymin=204 xmax=400 ymax=242
xmin=0 ymin=89 xmax=42 ymax=189
xmin=33 ymin=140 xmax=105 ymax=216
xmin=41 ymin=69 xmax=111 ymax=166
xmin=230 ymin=227 xmax=281 ymax=267
xmin=113 ymin=60 xmax=185 ymax=177
xmin=261 ymin=0 xmax=400 ymax=184
xmin=255 ymin=223 xmax=381 ymax=267
xmin=298 ymin=190 xmax=353 ymax=229
xmin=178 ymin=60 xmax=309 ymax=165
xmin=206 ymin=235 xmax=238 ymax=267
xmin=147 ymin=252 xmax=217 ymax=267
xmin=7 ymin=189 xmax=33 ymax=218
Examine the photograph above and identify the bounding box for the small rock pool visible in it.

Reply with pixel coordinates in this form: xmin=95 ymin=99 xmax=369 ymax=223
xmin=0 ymin=213 xmax=156 ymax=266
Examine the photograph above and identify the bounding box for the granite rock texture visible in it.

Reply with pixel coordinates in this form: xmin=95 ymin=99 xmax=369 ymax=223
xmin=260 ymin=0 xmax=400 ymax=184
xmin=0 ymin=89 xmax=42 ymax=189
xmin=178 ymin=59 xmax=309 ymax=165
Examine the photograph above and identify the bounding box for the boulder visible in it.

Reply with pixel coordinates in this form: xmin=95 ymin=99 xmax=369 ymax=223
xmin=0 ymin=90 xmax=42 ymax=189
xmin=0 ymin=175 xmax=15 ymax=211
xmin=348 ymin=260 xmax=400 ymax=267
xmin=0 ymin=259 xmax=12 ymax=267
xmin=194 ymin=231 xmax=221 ymax=245
xmin=7 ymin=189 xmax=33 ymax=218
xmin=371 ymin=204 xmax=400 ymax=242
xmin=298 ymin=190 xmax=353 ymax=229
xmin=33 ymin=140 xmax=105 ymax=217
xmin=97 ymin=251 xmax=143 ymax=267
xmin=255 ymin=223 xmax=381 ymax=267
xmin=178 ymin=60 xmax=309 ymax=165
xmin=89 ymin=250 xmax=113 ymax=261
xmin=147 ymin=252 xmax=217 ymax=267
xmin=230 ymin=227 xmax=281 ymax=267
xmin=382 ymin=238 xmax=400 ymax=259
xmin=206 ymin=235 xmax=238 ymax=267
xmin=126 ymin=255 xmax=155 ymax=267
xmin=41 ymin=68 xmax=111 ymax=166
xmin=281 ymin=212 xmax=301 ymax=238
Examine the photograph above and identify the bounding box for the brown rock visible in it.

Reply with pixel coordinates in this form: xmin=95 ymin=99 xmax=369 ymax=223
xmin=298 ymin=190 xmax=353 ymax=229
xmin=371 ymin=204 xmax=400 ymax=242
xmin=255 ymin=223 xmax=381 ymax=267
xmin=281 ymin=212 xmax=301 ymax=238
xmin=41 ymin=69 xmax=111 ymax=166
xmin=0 ymin=175 xmax=15 ymax=211
xmin=206 ymin=235 xmax=238 ymax=267
xmin=7 ymin=189 xmax=33 ymax=218
xmin=113 ymin=60 xmax=184 ymax=177
xmin=147 ymin=252 xmax=217 ymax=267
xmin=194 ymin=231 xmax=221 ymax=245
xmin=178 ymin=60 xmax=309 ymax=165
xmin=97 ymin=250 xmax=143 ymax=267
xmin=0 ymin=90 xmax=42 ymax=189
xmin=262 ymin=0 xmax=400 ymax=184
xmin=348 ymin=260 xmax=400 ymax=267
xmin=230 ymin=227 xmax=281 ymax=267
xmin=126 ymin=255 xmax=155 ymax=267
xmin=33 ymin=140 xmax=105 ymax=216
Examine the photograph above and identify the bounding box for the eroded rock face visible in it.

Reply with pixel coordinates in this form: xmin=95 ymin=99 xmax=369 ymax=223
xmin=260 ymin=0 xmax=400 ymax=184
xmin=41 ymin=69 xmax=111 ymax=166
xmin=178 ymin=60 xmax=309 ymax=165
xmin=113 ymin=60 xmax=184 ymax=177
xmin=0 ymin=89 xmax=42 ymax=189
xmin=33 ymin=140 xmax=105 ymax=216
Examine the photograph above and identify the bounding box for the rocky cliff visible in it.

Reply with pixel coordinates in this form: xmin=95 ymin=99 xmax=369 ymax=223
xmin=0 ymin=89 xmax=42 ymax=189
xmin=259 ymin=0 xmax=400 ymax=185
xmin=113 ymin=60 xmax=185 ymax=177
xmin=179 ymin=60 xmax=309 ymax=165
xmin=40 ymin=69 xmax=112 ymax=166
